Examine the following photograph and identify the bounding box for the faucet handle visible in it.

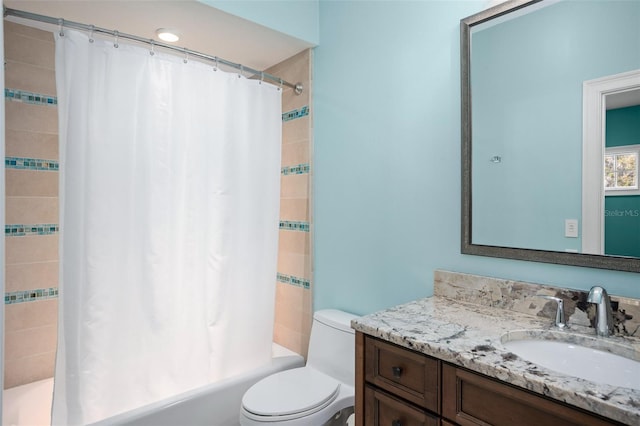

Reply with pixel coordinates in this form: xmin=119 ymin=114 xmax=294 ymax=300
xmin=537 ymin=295 xmax=567 ymax=329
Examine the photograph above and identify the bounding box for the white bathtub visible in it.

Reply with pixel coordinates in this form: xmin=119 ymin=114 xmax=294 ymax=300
xmin=3 ymin=377 xmax=54 ymax=426
xmin=3 ymin=343 xmax=304 ymax=426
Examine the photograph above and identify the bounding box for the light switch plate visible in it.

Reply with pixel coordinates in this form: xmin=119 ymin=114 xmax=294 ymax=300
xmin=565 ymin=219 xmax=579 ymax=238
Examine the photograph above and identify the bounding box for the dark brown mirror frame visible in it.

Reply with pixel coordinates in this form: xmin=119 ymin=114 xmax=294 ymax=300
xmin=460 ymin=0 xmax=640 ymax=273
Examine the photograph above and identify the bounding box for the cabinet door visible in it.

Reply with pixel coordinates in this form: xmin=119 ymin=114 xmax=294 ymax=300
xmin=365 ymin=385 xmax=440 ymax=426
xmin=365 ymin=336 xmax=440 ymax=412
xmin=442 ymin=364 xmax=622 ymax=426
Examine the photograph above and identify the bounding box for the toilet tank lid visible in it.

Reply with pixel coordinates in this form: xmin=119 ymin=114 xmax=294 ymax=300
xmin=314 ymin=309 xmax=359 ymax=333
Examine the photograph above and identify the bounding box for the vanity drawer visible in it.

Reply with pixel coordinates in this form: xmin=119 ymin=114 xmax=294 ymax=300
xmin=365 ymin=385 xmax=440 ymax=426
xmin=441 ymin=363 xmax=625 ymax=426
xmin=364 ymin=336 xmax=440 ymax=412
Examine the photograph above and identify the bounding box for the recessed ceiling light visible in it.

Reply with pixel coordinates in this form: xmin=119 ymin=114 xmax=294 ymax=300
xmin=156 ymin=28 xmax=180 ymax=43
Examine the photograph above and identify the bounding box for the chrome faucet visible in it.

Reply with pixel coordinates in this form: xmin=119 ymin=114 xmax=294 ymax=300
xmin=537 ymin=295 xmax=567 ymax=329
xmin=586 ymin=286 xmax=614 ymax=337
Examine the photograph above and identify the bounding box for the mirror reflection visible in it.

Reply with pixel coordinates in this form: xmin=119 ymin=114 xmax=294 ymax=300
xmin=603 ymin=94 xmax=640 ymax=257
xmin=469 ymin=0 xmax=640 ymax=258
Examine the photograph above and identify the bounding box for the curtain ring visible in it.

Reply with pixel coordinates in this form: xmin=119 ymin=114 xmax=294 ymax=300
xmin=213 ymin=57 xmax=218 ymax=71
xmin=238 ymin=64 xmax=243 ymax=78
xmin=88 ymin=25 xmax=94 ymax=43
xmin=113 ymin=30 xmax=119 ymax=48
xmin=149 ymin=40 xmax=155 ymax=56
xmin=260 ymin=71 xmax=264 ymax=85
xmin=279 ymin=78 xmax=283 ymax=91
xmin=58 ymin=18 xmax=64 ymax=37
xmin=183 ymin=48 xmax=189 ymax=64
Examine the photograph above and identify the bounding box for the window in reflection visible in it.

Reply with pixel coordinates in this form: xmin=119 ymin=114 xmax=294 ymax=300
xmin=605 ymin=149 xmax=638 ymax=191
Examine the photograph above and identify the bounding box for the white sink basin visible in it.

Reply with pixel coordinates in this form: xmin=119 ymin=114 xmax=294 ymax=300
xmin=501 ymin=330 xmax=640 ymax=390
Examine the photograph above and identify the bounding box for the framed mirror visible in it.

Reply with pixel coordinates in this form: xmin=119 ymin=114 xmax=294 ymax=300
xmin=461 ymin=0 xmax=640 ymax=273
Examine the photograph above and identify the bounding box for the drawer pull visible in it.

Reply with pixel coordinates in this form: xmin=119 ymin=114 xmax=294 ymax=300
xmin=392 ymin=366 xmax=403 ymax=378
xmin=392 ymin=420 xmax=402 ymax=426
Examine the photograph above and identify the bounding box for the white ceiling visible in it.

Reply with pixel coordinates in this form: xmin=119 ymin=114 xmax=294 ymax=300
xmin=607 ymin=88 xmax=640 ymax=110
xmin=3 ymin=0 xmax=313 ymax=71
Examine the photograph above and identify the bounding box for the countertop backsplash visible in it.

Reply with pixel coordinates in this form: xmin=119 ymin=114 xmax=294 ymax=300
xmin=434 ymin=270 xmax=639 ymax=337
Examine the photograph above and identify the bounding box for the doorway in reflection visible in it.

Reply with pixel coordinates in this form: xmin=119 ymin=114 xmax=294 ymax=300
xmin=604 ymin=99 xmax=640 ymax=257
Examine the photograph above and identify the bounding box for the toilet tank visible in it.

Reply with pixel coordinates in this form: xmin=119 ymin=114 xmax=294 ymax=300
xmin=306 ymin=309 xmax=358 ymax=387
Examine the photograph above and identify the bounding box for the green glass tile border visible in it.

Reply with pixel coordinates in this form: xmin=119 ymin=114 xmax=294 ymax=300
xmin=281 ymin=163 xmax=310 ymax=176
xmin=5 ymin=287 xmax=58 ymax=304
xmin=6 ymin=156 xmax=59 ymax=171
xmin=5 ymin=224 xmax=59 ymax=237
xmin=279 ymin=220 xmax=309 ymax=232
xmin=282 ymin=105 xmax=309 ymax=122
xmin=277 ymin=272 xmax=310 ymax=290
xmin=5 ymin=88 xmax=58 ymax=106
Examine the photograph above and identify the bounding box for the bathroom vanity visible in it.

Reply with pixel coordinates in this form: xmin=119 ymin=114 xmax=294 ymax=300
xmin=352 ymin=271 xmax=640 ymax=426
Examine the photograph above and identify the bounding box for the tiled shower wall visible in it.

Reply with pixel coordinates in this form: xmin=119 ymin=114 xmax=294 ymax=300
xmin=268 ymin=50 xmax=314 ymax=357
xmin=4 ymin=21 xmax=59 ymax=389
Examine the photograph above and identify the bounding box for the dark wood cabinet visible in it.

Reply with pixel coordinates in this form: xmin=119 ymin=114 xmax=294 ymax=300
xmin=356 ymin=331 xmax=624 ymax=426
xmin=365 ymin=385 xmax=440 ymax=426
xmin=441 ymin=363 xmax=621 ymax=426
xmin=364 ymin=334 xmax=440 ymax=412
xmin=357 ymin=333 xmax=441 ymax=426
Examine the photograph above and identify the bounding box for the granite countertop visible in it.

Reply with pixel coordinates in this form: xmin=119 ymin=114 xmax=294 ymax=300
xmin=351 ymin=295 xmax=640 ymax=425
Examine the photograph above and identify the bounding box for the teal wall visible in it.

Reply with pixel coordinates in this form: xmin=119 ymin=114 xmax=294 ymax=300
xmin=313 ymin=0 xmax=640 ymax=316
xmin=605 ymin=196 xmax=640 ymax=257
xmin=206 ymin=0 xmax=640 ymax=315
xmin=471 ymin=0 xmax=640 ymax=253
xmin=605 ymin=105 xmax=640 ymax=257
xmin=200 ymin=0 xmax=319 ymax=45
xmin=606 ymin=105 xmax=640 ymax=148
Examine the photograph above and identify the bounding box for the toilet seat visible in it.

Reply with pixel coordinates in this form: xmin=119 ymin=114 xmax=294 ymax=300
xmin=241 ymin=367 xmax=341 ymax=422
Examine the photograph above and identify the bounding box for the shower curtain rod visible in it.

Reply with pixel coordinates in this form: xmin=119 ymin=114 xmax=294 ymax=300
xmin=3 ymin=7 xmax=304 ymax=95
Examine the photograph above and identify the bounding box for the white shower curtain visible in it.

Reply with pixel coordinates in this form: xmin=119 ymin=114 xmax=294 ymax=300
xmin=52 ymin=30 xmax=282 ymax=425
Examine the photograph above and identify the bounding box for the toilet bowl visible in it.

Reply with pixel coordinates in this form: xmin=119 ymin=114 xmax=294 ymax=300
xmin=239 ymin=309 xmax=358 ymax=426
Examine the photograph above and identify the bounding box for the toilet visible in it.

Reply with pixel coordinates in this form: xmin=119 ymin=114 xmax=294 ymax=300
xmin=239 ymin=309 xmax=358 ymax=426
